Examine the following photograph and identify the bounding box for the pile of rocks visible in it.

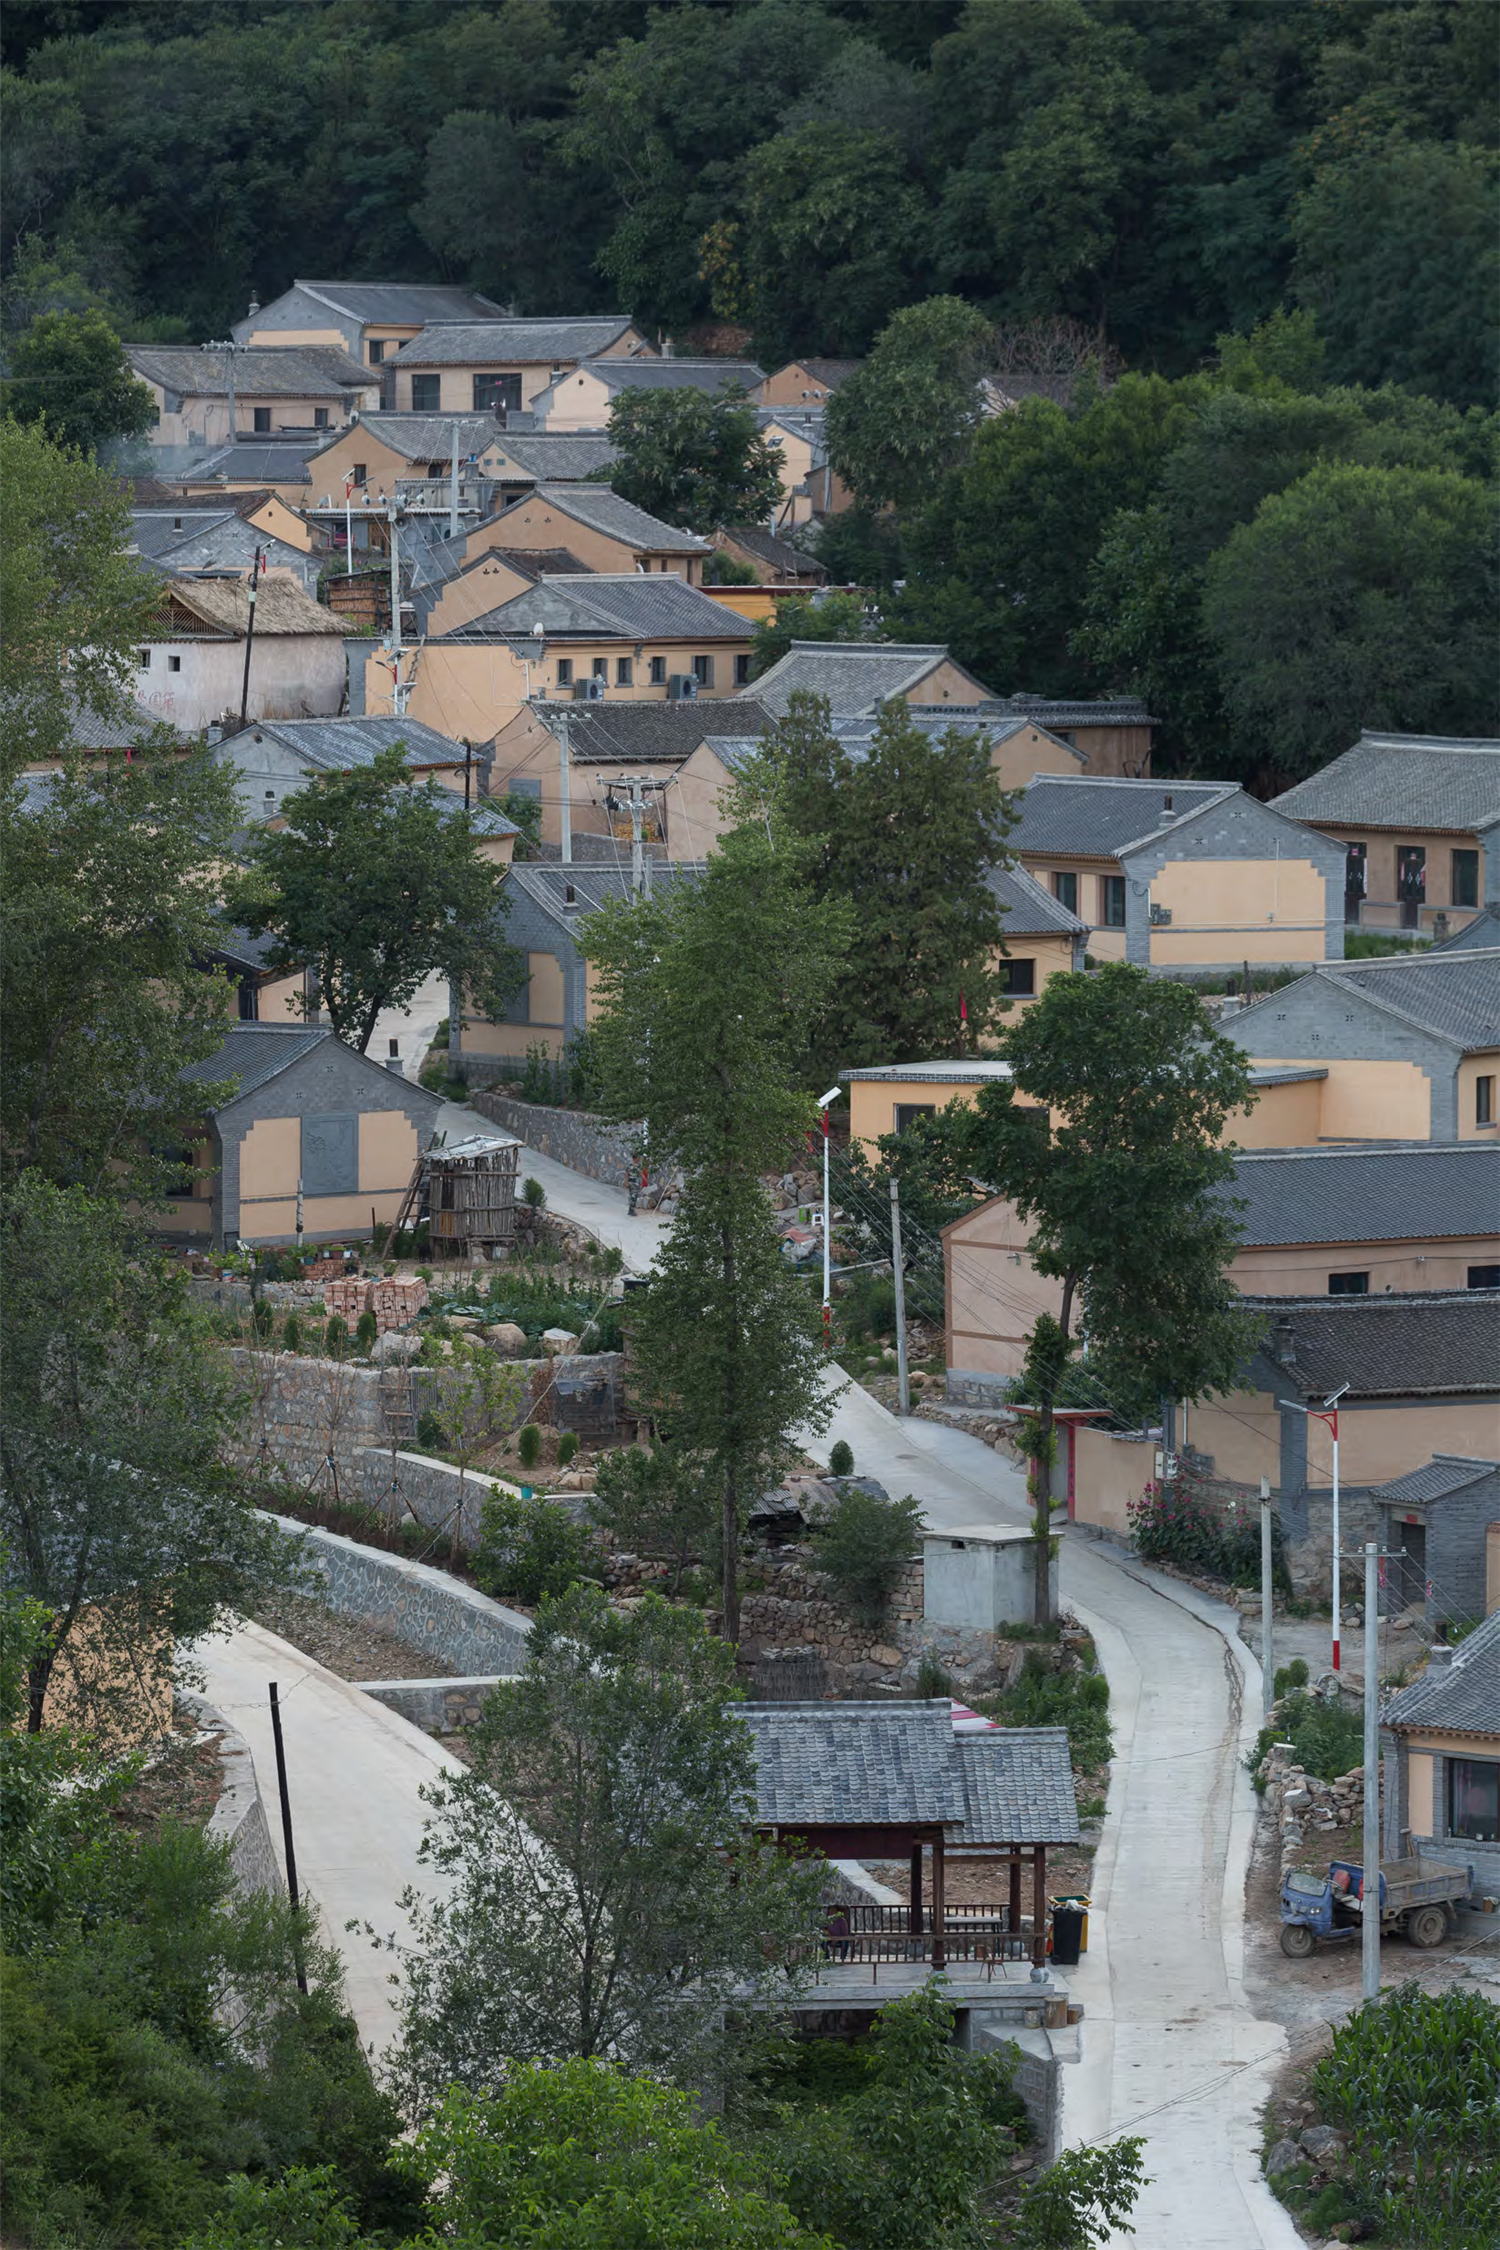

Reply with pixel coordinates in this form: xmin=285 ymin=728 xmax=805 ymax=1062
xmin=1258 ymin=1737 xmax=1365 ymax=1873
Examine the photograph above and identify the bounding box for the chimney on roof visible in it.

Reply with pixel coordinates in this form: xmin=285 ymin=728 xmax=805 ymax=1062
xmin=248 ymin=293 xmax=260 ymax=318
xmin=662 ymin=336 xmax=676 ymax=359
xmin=1428 ymin=1646 xmax=1454 ymax=1671
xmin=1274 ymin=1320 xmax=1295 ymax=1363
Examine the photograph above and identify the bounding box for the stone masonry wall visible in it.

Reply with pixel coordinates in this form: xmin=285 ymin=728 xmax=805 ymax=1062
xmin=360 ymin=1676 xmax=506 ymax=1732
xmin=463 ymin=1088 xmax=636 ymax=1188
xmin=268 ymin=1512 xmax=532 ymax=1674
xmin=182 ymin=1690 xmax=283 ymax=1898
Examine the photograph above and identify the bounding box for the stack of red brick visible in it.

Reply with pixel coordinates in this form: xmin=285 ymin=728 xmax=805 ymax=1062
xmin=322 ymin=1275 xmax=430 ymax=1334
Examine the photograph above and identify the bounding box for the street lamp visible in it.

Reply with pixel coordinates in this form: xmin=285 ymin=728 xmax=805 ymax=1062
xmin=1286 ymin=1382 xmax=1350 ymax=1670
xmin=817 ymin=1087 xmax=841 ymax=1354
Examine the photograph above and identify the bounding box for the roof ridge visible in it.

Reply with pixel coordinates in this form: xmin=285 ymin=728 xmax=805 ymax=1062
xmin=1234 ymin=1141 xmax=1492 ymax=1161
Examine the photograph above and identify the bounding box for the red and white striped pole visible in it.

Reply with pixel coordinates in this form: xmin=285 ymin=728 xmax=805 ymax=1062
xmin=818 ymin=1086 xmax=841 ymax=1354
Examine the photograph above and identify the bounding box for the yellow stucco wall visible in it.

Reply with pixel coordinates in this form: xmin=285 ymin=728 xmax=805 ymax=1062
xmin=462 ymin=1019 xmax=563 ymax=1060
xmin=1226 ymin=1076 xmax=1326 ymax=1148
xmin=245 ymin=1191 xmax=407 ymax=1239
xmin=427 ymin=555 xmax=548 ymax=637
xmin=486 ymin=491 xmax=701 ymax=578
xmin=1072 ymin=1428 xmax=1158 ymax=1536
xmin=373 ymin=639 xmax=748 ymax=742
xmin=527 ymin=950 xmax=566 ymax=1026
xmin=943 ymin=1195 xmax=1066 ymax=1380
xmin=1228 ymin=1233 xmax=1496 ymax=1294
xmin=1236 ymin=1056 xmax=1433 ymax=1142
xmin=1147 ymin=856 xmax=1330 ymax=965
xmin=1189 ymin=1391 xmax=1500 ymax=1491
xmin=1457 ymin=1053 xmax=1500 ymax=1140
xmin=358 ymin=1110 xmax=418 ymax=1193
xmin=849 ymin=1076 xmax=986 ymax=1155
xmin=542 ymin=369 xmax=614 ymax=429
xmin=239 ymin=1114 xmax=301 ymax=1197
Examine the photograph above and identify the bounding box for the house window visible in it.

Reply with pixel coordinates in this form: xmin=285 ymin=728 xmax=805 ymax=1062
xmin=1453 ymin=848 xmax=1480 ymax=908
xmin=734 ymin=653 xmax=752 ymax=686
xmin=1343 ymin=840 xmax=1366 ymax=925
xmin=615 ymin=658 xmax=632 ymax=686
xmin=368 ymin=339 xmax=386 ymax=364
xmin=1448 ymin=1757 xmax=1500 ymax=1844
xmin=1468 ymin=1264 xmax=1500 ymax=1288
xmin=1328 ymin=1271 xmax=1369 ymax=1295
xmin=649 ymin=656 xmax=667 ymax=685
xmin=592 ymin=656 xmax=608 ymax=679
xmin=474 ymin=373 xmax=523 ymax=416
xmin=137 ymin=649 xmax=151 ymax=669
xmin=411 ymin=373 xmax=440 ymax=412
xmin=1478 ymin=1075 xmax=1495 ymax=1127
xmin=253 ymin=406 xmax=271 ymax=433
xmin=556 ymin=659 xmax=573 ymax=687
xmin=351 ymin=462 xmax=366 ymax=486
xmin=1101 ymin=875 xmax=1127 ymax=928
xmin=1397 ymin=843 xmax=1426 ymax=929
xmin=893 ymin=1104 xmax=936 ymax=1133
xmin=237 ymin=977 xmax=258 ymax=1022
xmin=1002 ymin=958 xmax=1036 ymax=997
xmin=314 ymin=407 xmax=329 ymax=429
xmin=1052 ymin=871 xmax=1078 ymax=913
xmin=168 ymin=654 xmax=182 ymax=673
xmin=692 ymin=653 xmax=713 ymax=686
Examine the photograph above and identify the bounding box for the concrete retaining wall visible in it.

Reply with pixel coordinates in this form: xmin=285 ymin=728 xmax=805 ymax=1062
xmin=360 ymin=1675 xmax=508 ymax=1732
xmin=462 ymin=1087 xmax=636 ymax=1188
xmin=265 ymin=1511 xmax=533 ymax=1674
xmin=182 ymin=1690 xmax=283 ymax=1898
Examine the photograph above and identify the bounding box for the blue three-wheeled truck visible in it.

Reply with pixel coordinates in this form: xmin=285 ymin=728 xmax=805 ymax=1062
xmin=1279 ymin=1854 xmax=1473 ymax=1958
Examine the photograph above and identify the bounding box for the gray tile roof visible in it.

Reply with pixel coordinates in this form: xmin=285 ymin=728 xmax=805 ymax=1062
xmin=453 ymin=573 xmax=751 ymax=643
xmin=184 ymin=441 xmax=318 ymax=484
xmin=181 ymin=1023 xmax=329 ymax=1098
xmin=1318 ymin=953 xmax=1500 ymax=1051
xmin=127 ymin=344 xmax=370 ymax=396
xmin=1248 ymin=1066 xmax=1328 ymax=1087
xmin=131 ymin=506 xmax=237 ymax=558
xmin=741 ymin=1702 xmax=1078 ymax=1844
xmin=1226 ymin=1144 xmax=1500 ymax=1247
xmin=1009 ymin=774 xmax=1235 ymax=860
xmin=840 ymin=1062 xmax=1014 ymax=1085
xmin=509 ymin=860 xmax=705 ymax=932
xmin=743 ymin=641 xmax=992 ymax=716
xmin=1432 ymin=908 xmax=1500 ymax=955
xmin=979 ymin=694 xmax=1160 ymax=729
xmin=1247 ymin=1290 xmax=1500 ymax=1399
xmin=1270 ymin=734 xmax=1500 ymax=834
xmin=1382 ymin=1611 xmax=1500 ymax=1738
xmin=143 ymin=518 xmax=311 ymax=581
xmin=528 ymin=697 xmax=774 ymax=765
xmin=774 ymin=358 xmax=861 ymax=391
xmin=985 ymin=861 xmax=1088 ymax=937
xmin=294 ymin=281 xmax=503 ymax=325
xmin=958 ymin=1728 xmax=1079 ymax=1845
xmin=57 ymin=685 xmax=162 ymax=749
xmin=583 ymin=356 xmax=764 ymax=396
xmin=390 ymin=318 xmax=643 ymax=367
xmin=719 ymin=525 xmax=826 ymax=579
xmin=508 ymin=483 xmax=709 ymax=555
xmin=350 ymin=413 xmax=502 ymax=463
xmin=1369 ymin=1454 xmax=1498 ymax=1505
xmin=234 ymin=716 xmax=471 ymax=772
xmin=491 ymin=432 xmax=618 ymax=481
xmin=208 ymin=922 xmax=280 ymax=972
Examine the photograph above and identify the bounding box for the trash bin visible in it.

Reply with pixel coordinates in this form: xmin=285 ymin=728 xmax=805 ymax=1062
xmin=1050 ymin=1904 xmax=1085 ymax=1967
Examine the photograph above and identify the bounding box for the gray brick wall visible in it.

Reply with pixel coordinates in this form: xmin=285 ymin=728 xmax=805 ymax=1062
xmin=1382 ymin=1467 xmax=1500 ymax=1626
xmin=463 ymin=1088 xmax=636 ymax=1186
xmin=1121 ymin=796 xmax=1345 ymax=973
xmin=1223 ymin=976 xmax=1459 ymax=1138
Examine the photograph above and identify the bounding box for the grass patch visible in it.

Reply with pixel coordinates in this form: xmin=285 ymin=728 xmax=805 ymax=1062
xmin=1249 ymin=1688 xmax=1363 ymax=1786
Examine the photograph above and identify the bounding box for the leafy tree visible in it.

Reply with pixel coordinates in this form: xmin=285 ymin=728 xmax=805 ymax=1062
xmin=384 ymin=1586 xmax=827 ymax=2111
xmin=1 ymin=304 xmax=154 ymax=452
xmin=825 ymin=294 xmax=995 ymax=510
xmin=1293 ymin=136 xmax=1499 ymax=410
xmin=231 ymin=746 xmax=523 ymax=1054
xmin=0 ymin=1176 xmax=299 ymax=1733
xmin=588 ymin=1440 xmax=720 ymax=1596
xmin=925 ymin=965 xmax=1254 ymax=1624
xmin=1202 ymin=461 xmax=1499 ymax=783
xmin=811 ymin=1487 xmax=923 ymax=1626
xmin=602 ymin=381 xmax=786 ymax=534
xmin=749 ymin=691 xmax=1017 ymax=1076
xmin=739 ymin=122 xmax=924 ymax=363
xmin=748 ymin=589 xmax=875 ymax=680
xmin=472 ymin=1487 xmax=599 ymax=1606
xmin=584 ymin=821 xmax=847 ymax=1639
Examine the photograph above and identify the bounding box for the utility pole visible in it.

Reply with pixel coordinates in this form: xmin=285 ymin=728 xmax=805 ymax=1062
xmin=557 ymin=706 xmax=577 ymax=862
xmin=1260 ymin=1475 xmax=1275 ymax=1720
xmin=1362 ymin=1539 xmax=1382 ymax=2002
xmin=606 ymin=775 xmax=662 ymax=898
xmin=268 ymin=1683 xmax=308 ymax=1994
xmin=237 ymin=544 xmax=265 ymax=728
xmin=387 ymin=505 xmax=406 ymax=714
xmin=890 ymin=1176 xmax=910 ymax=1416
xmin=449 ymin=421 xmax=460 ymax=541
xmin=817 ymin=1086 xmax=841 ymax=1356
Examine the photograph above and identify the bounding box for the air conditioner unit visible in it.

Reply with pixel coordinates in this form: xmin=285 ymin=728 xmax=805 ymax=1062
xmin=667 ymin=674 xmax=698 ymax=700
xmin=572 ymin=677 xmax=605 ymax=702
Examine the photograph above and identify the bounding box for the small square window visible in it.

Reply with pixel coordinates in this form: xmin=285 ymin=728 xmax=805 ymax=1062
xmin=1468 ymin=1264 xmax=1500 ymax=1289
xmin=615 ymin=658 xmax=632 ymax=686
xmin=167 ymin=654 xmax=182 ymax=673
xmin=649 ymin=656 xmax=666 ymax=685
xmin=1052 ymin=871 xmax=1078 ymax=913
xmin=691 ymin=653 xmax=713 ymax=686
xmin=556 ymin=659 xmax=573 ymax=687
xmin=1478 ymin=1074 xmax=1495 ymax=1126
xmin=592 ymin=656 xmax=608 ymax=678
xmin=351 ymin=462 xmax=366 ymax=485
xmin=138 ymin=649 xmax=151 ymax=669
xmin=1452 ymin=849 xmax=1479 ymax=909
xmin=1002 ymin=958 xmax=1036 ymax=997
xmin=253 ymin=406 xmax=271 ymax=433
xmin=368 ymin=339 xmax=386 ymax=365
xmin=1101 ymin=875 xmax=1127 ymax=928
xmin=1328 ymin=1271 xmax=1369 ymax=1296
xmin=314 ymin=407 xmax=329 ymax=429
xmin=1448 ymin=1756 xmax=1499 ymax=1844
xmin=410 ymin=373 xmax=440 ymax=413
xmin=734 ymin=653 xmax=751 ymax=686
xmin=893 ymin=1104 xmax=936 ymax=1134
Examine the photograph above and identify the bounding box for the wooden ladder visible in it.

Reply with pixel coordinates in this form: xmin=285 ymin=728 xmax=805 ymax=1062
xmin=388 ymin=1153 xmax=425 ymax=1242
xmin=379 ymin=1366 xmax=417 ymax=1444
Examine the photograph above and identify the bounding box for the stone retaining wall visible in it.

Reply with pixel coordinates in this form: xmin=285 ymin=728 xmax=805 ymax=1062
xmin=182 ymin=1690 xmax=283 ymax=1898
xmin=266 ymin=1512 xmax=532 ymax=1675
xmin=353 ymin=1448 xmax=522 ymax=1554
xmin=360 ymin=1675 xmax=508 ymax=1732
xmin=1256 ymin=1725 xmax=1366 ymax=1875
xmin=462 ymin=1087 xmax=636 ymax=1188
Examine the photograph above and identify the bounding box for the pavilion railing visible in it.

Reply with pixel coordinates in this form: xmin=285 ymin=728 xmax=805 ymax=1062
xmin=812 ymin=1904 xmax=1031 ymax=1970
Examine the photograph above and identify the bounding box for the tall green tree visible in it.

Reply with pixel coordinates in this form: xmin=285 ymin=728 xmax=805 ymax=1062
xmin=748 ymin=590 xmax=876 ymax=681
xmin=825 ymin=295 xmax=995 ymax=511
xmin=927 ymin=965 xmax=1253 ymax=1623
xmin=738 ymin=121 xmax=925 ymax=363
xmin=386 ymin=1586 xmax=826 ymax=2111
xmin=602 ymin=381 xmax=786 ymax=534
xmin=0 ymin=1177 xmax=299 ymax=1734
xmin=2 ymin=305 xmax=154 ymax=453
xmin=230 ymin=747 xmax=523 ymax=1054
xmin=584 ymin=822 xmax=847 ymax=1638
xmin=1201 ymin=461 xmax=1499 ymax=782
xmin=749 ymin=691 xmax=1016 ymax=1077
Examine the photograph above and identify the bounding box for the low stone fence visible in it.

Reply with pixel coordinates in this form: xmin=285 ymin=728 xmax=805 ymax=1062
xmin=461 ymin=1087 xmax=636 ymax=1189
xmin=182 ymin=1690 xmax=283 ymax=1898
xmin=1256 ymin=1729 xmax=1365 ymax=1875
xmin=361 ymin=1675 xmax=508 ymax=1733
xmin=266 ymin=1512 xmax=532 ymax=1675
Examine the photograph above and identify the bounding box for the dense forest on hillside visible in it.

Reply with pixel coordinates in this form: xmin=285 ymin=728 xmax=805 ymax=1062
xmin=1 ymin=0 xmax=1495 ymax=399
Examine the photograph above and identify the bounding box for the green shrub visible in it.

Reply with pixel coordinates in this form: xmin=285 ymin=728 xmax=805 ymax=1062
xmin=473 ymin=1489 xmax=599 ymax=1606
xmin=982 ymin=1652 xmax=1112 ymax=1772
xmin=1249 ymin=1689 xmax=1363 ymax=1783
xmin=355 ymin=1309 xmax=378 ymax=1354
xmin=1128 ymin=1481 xmax=1288 ymax=1590
xmin=828 ymin=1439 xmax=854 ymax=1477
xmin=1273 ymin=1657 xmax=1309 ymax=1698
xmin=281 ymin=1312 xmax=302 ymax=1352
xmin=416 ymin=1265 xmax=434 ymax=1283
xmin=521 ymin=1176 xmax=546 ymax=1210
xmin=415 ymin=1410 xmax=450 ymax=1454
xmin=517 ymin=1423 xmax=543 ymax=1471
xmin=556 ymin=1430 xmax=578 ymax=1468
xmin=324 ymin=1314 xmax=347 ymax=1358
xmin=835 ymin=1272 xmax=897 ymax=1346
xmin=915 ymin=1651 xmax=953 ymax=1699
xmin=812 ymin=1488 xmax=923 ymax=1624
xmin=253 ymin=1297 xmax=274 ymax=1341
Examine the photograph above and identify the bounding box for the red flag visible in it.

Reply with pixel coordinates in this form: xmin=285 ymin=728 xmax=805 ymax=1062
xmin=959 ymin=991 xmax=968 ymax=1022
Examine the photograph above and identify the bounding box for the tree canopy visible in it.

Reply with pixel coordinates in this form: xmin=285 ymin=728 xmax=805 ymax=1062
xmin=2 ymin=306 xmax=154 ymax=452
xmin=603 ymin=382 xmax=786 ymax=534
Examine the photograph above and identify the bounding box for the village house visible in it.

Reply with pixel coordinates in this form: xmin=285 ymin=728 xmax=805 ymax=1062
xmin=482 ymin=431 xmax=618 ymax=506
xmin=456 ymin=861 xmax=705 ymax=1070
xmin=133 ymin=510 xmax=322 ymax=598
xmin=1270 ymin=732 xmax=1500 ymax=936
xmin=126 ymin=343 xmax=378 ymax=454
xmin=385 ymin=315 xmax=652 ymax=416
xmin=233 ymin=279 xmax=506 ymax=383
xmin=533 ymin=354 xmax=764 ymax=433
xmin=201 ymin=922 xmax=311 ymax=1027
xmin=1435 ymin=907 xmax=1500 ymax=954
xmin=1006 ymin=774 xmax=1345 ymax=973
xmin=1221 ymin=948 xmax=1500 ymax=1143
xmin=23 ymin=688 xmax=169 ymax=772
xmin=413 ymin=543 xmax=594 ymax=639
xmin=300 ymin=414 xmax=507 ymax=512
xmin=487 ymin=696 xmax=776 ymax=856
xmin=744 ymin=640 xmax=998 ymax=715
xmin=162 ymin=1023 xmax=443 ymax=1248
xmin=1382 ymin=1616 xmax=1500 ymax=1900
xmin=131 ymin=489 xmax=312 ymax=558
xmin=471 ymin=484 xmax=711 ymax=583
xmin=210 ymin=715 xmax=517 ymax=850
xmin=755 ymin=358 xmax=862 ymax=407
xmin=174 ymin=436 xmax=325 ymax=505
xmin=977 ymin=695 xmax=1158 ymax=779
xmin=1368 ymin=1456 xmax=1500 ymax=1623
xmin=370 ymin=575 xmax=754 ymax=742
xmin=709 ymin=525 xmax=828 ymax=586
xmin=943 ymin=1143 xmax=1500 ymax=1397
xmin=136 ymin=574 xmax=346 ymax=732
